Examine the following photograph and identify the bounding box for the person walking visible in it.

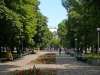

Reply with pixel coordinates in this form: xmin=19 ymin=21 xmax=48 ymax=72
xmin=64 ymin=48 xmax=67 ymax=54
xmin=59 ymin=47 xmax=62 ymax=55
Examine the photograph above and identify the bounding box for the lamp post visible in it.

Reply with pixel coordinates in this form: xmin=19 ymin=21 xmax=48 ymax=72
xmin=75 ymin=38 xmax=78 ymax=50
xmin=75 ymin=38 xmax=78 ymax=55
xmin=18 ymin=24 xmax=24 ymax=57
xmin=18 ymin=28 xmax=23 ymax=57
xmin=18 ymin=28 xmax=21 ymax=57
xmin=97 ymin=28 xmax=100 ymax=53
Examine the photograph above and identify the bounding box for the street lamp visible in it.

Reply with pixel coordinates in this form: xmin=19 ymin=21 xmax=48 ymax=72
xmin=19 ymin=29 xmax=22 ymax=56
xmin=97 ymin=28 xmax=100 ymax=53
xmin=75 ymin=38 xmax=78 ymax=52
xmin=18 ymin=25 xmax=24 ymax=57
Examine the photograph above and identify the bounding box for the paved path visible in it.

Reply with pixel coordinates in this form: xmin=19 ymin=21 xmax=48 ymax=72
xmin=0 ymin=51 xmax=54 ymax=74
xmin=56 ymin=52 xmax=100 ymax=75
xmin=0 ymin=51 xmax=100 ymax=75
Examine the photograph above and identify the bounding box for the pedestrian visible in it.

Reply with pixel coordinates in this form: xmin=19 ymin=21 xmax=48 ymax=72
xmin=64 ymin=48 xmax=67 ymax=54
xmin=59 ymin=47 xmax=61 ymax=54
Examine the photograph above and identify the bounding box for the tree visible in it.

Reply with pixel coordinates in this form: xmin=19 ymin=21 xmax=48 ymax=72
xmin=33 ymin=12 xmax=53 ymax=49
xmin=0 ymin=0 xmax=21 ymax=48
xmin=61 ymin=0 xmax=100 ymax=53
xmin=0 ymin=0 xmax=40 ymax=53
xmin=58 ymin=19 xmax=67 ymax=47
xmin=50 ymin=37 xmax=60 ymax=49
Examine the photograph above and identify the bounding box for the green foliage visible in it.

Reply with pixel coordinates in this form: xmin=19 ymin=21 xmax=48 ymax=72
xmin=0 ymin=51 xmax=13 ymax=61
xmin=33 ymin=12 xmax=53 ymax=48
xmin=58 ymin=19 xmax=68 ymax=47
xmin=50 ymin=38 xmax=60 ymax=48
xmin=81 ymin=53 xmax=100 ymax=65
xmin=60 ymin=0 xmax=100 ymax=51
xmin=0 ymin=0 xmax=52 ymax=54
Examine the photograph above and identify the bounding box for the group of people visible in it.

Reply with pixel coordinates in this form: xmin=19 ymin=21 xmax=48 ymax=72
xmin=46 ymin=47 xmax=68 ymax=54
xmin=58 ymin=47 xmax=68 ymax=54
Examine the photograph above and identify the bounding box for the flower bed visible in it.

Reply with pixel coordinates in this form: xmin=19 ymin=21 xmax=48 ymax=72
xmin=30 ymin=53 xmax=56 ymax=64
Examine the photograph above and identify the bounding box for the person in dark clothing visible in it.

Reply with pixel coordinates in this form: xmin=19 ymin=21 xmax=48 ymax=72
xmin=64 ymin=48 xmax=67 ymax=54
xmin=59 ymin=48 xmax=62 ymax=54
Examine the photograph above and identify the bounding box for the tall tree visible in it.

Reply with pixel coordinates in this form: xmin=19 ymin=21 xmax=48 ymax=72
xmin=0 ymin=0 xmax=40 ymax=52
xmin=33 ymin=12 xmax=52 ymax=49
xmin=61 ymin=0 xmax=100 ymax=53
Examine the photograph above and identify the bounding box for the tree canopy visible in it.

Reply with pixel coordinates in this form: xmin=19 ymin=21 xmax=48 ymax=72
xmin=59 ymin=0 xmax=100 ymax=52
xmin=0 ymin=0 xmax=52 ymax=52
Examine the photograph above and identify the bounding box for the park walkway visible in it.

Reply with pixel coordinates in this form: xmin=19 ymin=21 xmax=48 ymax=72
xmin=56 ymin=52 xmax=100 ymax=75
xmin=0 ymin=51 xmax=100 ymax=75
xmin=0 ymin=51 xmax=53 ymax=74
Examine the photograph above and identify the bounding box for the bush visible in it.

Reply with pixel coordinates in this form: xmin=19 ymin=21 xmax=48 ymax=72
xmin=76 ymin=53 xmax=100 ymax=65
xmin=12 ymin=53 xmax=19 ymax=59
xmin=0 ymin=52 xmax=7 ymax=58
xmin=0 ymin=51 xmax=13 ymax=61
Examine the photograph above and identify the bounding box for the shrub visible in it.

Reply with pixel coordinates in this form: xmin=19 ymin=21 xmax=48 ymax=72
xmin=76 ymin=53 xmax=100 ymax=65
xmin=0 ymin=51 xmax=13 ymax=61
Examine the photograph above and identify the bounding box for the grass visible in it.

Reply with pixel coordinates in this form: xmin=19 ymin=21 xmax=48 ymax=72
xmin=76 ymin=53 xmax=100 ymax=65
xmin=31 ymin=53 xmax=56 ymax=64
xmin=84 ymin=53 xmax=100 ymax=60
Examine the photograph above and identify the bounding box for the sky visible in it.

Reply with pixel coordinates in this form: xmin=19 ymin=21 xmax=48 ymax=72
xmin=39 ymin=0 xmax=67 ymax=29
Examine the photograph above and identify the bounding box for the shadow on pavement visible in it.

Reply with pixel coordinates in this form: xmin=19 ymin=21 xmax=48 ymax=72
xmin=0 ymin=64 xmax=19 ymax=71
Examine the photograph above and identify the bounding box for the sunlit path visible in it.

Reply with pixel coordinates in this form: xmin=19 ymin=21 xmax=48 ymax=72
xmin=0 ymin=50 xmax=100 ymax=75
xmin=56 ymin=52 xmax=100 ymax=75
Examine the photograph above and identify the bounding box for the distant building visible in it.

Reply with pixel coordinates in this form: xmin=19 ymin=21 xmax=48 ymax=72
xmin=49 ymin=28 xmax=58 ymax=38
